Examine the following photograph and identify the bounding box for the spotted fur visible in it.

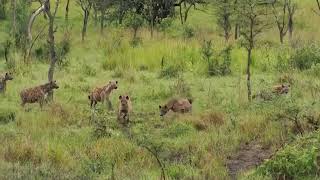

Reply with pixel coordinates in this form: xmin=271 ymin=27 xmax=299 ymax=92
xmin=88 ymin=80 xmax=118 ymax=109
xmin=117 ymin=95 xmax=132 ymax=125
xmin=20 ymin=81 xmax=59 ymax=108
xmin=159 ymin=98 xmax=193 ymax=117
xmin=273 ymin=84 xmax=290 ymax=95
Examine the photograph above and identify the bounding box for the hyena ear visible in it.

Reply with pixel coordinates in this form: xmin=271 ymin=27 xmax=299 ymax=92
xmin=282 ymin=84 xmax=285 ymax=88
xmin=119 ymin=95 xmax=122 ymax=99
xmin=126 ymin=96 xmax=129 ymax=100
xmin=159 ymin=105 xmax=162 ymax=109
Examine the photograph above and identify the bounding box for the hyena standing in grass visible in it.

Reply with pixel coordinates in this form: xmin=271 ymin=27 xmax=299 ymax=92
xmin=159 ymin=98 xmax=193 ymax=117
xmin=20 ymin=81 xmax=59 ymax=108
xmin=88 ymin=80 xmax=118 ymax=109
xmin=0 ymin=72 xmax=13 ymax=94
xmin=117 ymin=95 xmax=132 ymax=125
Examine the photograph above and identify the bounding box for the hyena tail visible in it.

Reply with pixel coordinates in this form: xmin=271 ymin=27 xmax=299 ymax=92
xmin=187 ymin=98 xmax=193 ymax=104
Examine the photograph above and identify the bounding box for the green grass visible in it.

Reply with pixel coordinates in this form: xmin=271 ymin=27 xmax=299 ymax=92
xmin=0 ymin=0 xmax=319 ymax=179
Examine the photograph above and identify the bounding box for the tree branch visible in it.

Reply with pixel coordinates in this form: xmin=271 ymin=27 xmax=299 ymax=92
xmin=28 ymin=4 xmax=45 ymax=41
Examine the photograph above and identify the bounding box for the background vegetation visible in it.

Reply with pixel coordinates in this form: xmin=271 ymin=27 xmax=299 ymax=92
xmin=0 ymin=0 xmax=320 ymax=179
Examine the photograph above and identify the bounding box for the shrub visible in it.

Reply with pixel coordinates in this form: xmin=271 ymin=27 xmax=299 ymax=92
xmin=159 ymin=65 xmax=182 ymax=79
xmin=56 ymin=31 xmax=71 ymax=67
xmin=219 ymin=46 xmax=232 ymax=75
xmin=257 ymin=136 xmax=319 ymax=179
xmin=0 ymin=109 xmax=15 ymax=124
xmin=201 ymin=40 xmax=233 ymax=76
xmin=290 ymin=44 xmax=320 ymax=70
xmin=182 ymin=25 xmax=195 ymax=39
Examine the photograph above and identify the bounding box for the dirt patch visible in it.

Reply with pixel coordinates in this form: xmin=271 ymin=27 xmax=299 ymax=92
xmin=226 ymin=142 xmax=273 ymax=179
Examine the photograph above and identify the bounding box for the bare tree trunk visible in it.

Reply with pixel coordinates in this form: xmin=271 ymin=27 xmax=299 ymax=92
xmin=149 ymin=0 xmax=154 ymax=38
xmin=184 ymin=4 xmax=193 ymax=23
xmin=246 ymin=48 xmax=252 ymax=101
xmin=280 ymin=31 xmax=284 ymax=44
xmin=179 ymin=5 xmax=184 ymax=24
xmin=82 ymin=10 xmax=89 ymax=41
xmin=288 ymin=16 xmax=293 ymax=40
xmin=47 ymin=18 xmax=57 ymax=100
xmin=11 ymin=0 xmax=16 ymax=36
xmin=100 ymin=10 xmax=105 ymax=34
xmin=65 ymin=0 xmax=70 ymax=22
xmin=46 ymin=0 xmax=59 ymax=101
xmin=94 ymin=8 xmax=98 ymax=26
xmin=234 ymin=24 xmax=239 ymax=40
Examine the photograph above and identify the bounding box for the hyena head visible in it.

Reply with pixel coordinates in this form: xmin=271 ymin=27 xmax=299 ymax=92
xmin=4 ymin=72 xmax=13 ymax=81
xmin=281 ymin=84 xmax=290 ymax=94
xmin=119 ymin=95 xmax=129 ymax=109
xmin=49 ymin=80 xmax=59 ymax=89
xmin=159 ymin=105 xmax=170 ymax=117
xmin=109 ymin=80 xmax=118 ymax=90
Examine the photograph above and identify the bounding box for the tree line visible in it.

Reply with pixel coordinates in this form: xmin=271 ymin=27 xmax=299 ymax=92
xmin=0 ymin=0 xmax=320 ymax=101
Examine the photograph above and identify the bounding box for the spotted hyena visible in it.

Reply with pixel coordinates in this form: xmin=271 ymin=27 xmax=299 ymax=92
xmin=0 ymin=72 xmax=13 ymax=94
xmin=88 ymin=80 xmax=118 ymax=109
xmin=117 ymin=95 xmax=132 ymax=125
xmin=159 ymin=98 xmax=193 ymax=117
xmin=273 ymin=84 xmax=290 ymax=95
xmin=20 ymin=81 xmax=59 ymax=108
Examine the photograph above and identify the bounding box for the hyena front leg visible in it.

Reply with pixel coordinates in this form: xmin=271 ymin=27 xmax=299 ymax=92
xmin=102 ymin=93 xmax=113 ymax=110
xmin=106 ymin=98 xmax=113 ymax=111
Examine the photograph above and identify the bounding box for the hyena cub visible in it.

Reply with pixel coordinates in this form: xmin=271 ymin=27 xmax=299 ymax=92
xmin=159 ymin=98 xmax=193 ymax=117
xmin=0 ymin=72 xmax=13 ymax=93
xmin=117 ymin=95 xmax=132 ymax=125
xmin=20 ymin=81 xmax=59 ymax=108
xmin=88 ymin=80 xmax=118 ymax=109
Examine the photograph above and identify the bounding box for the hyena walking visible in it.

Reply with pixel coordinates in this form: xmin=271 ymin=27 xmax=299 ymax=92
xmin=88 ymin=80 xmax=118 ymax=109
xmin=20 ymin=81 xmax=59 ymax=108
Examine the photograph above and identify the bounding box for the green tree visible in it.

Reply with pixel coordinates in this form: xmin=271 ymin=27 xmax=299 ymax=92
xmin=214 ymin=0 xmax=234 ymax=42
xmin=77 ymin=0 xmax=92 ymax=41
xmin=237 ymin=0 xmax=270 ymax=101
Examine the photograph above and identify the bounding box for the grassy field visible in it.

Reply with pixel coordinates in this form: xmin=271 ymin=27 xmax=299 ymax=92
xmin=0 ymin=0 xmax=320 ymax=179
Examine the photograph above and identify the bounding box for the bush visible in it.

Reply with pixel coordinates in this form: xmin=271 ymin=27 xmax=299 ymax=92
xmin=159 ymin=65 xmax=182 ymax=79
xmin=257 ymin=134 xmax=320 ymax=179
xmin=201 ymin=40 xmax=233 ymax=76
xmin=290 ymin=44 xmax=320 ymax=70
xmin=182 ymin=25 xmax=195 ymax=39
xmin=0 ymin=110 xmax=15 ymax=124
xmin=56 ymin=31 xmax=71 ymax=67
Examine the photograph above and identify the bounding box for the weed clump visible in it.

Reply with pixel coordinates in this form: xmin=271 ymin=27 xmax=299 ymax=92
xmin=0 ymin=108 xmax=15 ymax=124
xmin=159 ymin=65 xmax=182 ymax=79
